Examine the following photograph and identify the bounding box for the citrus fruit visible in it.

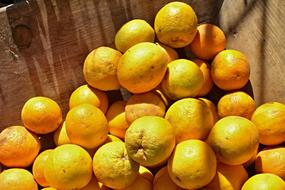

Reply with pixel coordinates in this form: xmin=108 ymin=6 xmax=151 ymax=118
xmin=69 ymin=84 xmax=109 ymax=113
xmin=205 ymin=163 xmax=248 ymax=190
xmin=243 ymin=148 xmax=258 ymax=168
xmin=156 ymin=42 xmax=179 ymax=62
xmin=241 ymin=173 xmax=285 ymax=190
xmin=32 ymin=149 xmax=52 ymax=187
xmin=0 ymin=125 xmax=40 ymax=167
xmin=117 ymin=176 xmax=152 ymax=190
xmin=21 ymin=96 xmax=62 ymax=134
xmin=217 ymin=91 xmax=256 ymax=119
xmin=106 ymin=100 xmax=129 ymax=139
xmin=193 ymin=59 xmax=213 ymax=96
xmin=105 ymin=134 xmax=122 ymax=143
xmin=251 ymin=102 xmax=285 ymax=145
xmin=211 ymin=49 xmax=250 ymax=91
xmin=115 ymin=166 xmax=154 ymax=190
xmin=41 ymin=188 xmax=57 ymax=190
xmin=45 ymin=144 xmax=93 ymax=190
xmin=65 ymin=104 xmax=108 ymax=149
xmin=93 ymin=141 xmax=139 ymax=189
xmin=155 ymin=88 xmax=170 ymax=107
xmin=153 ymin=166 xmax=185 ymax=190
xmin=0 ymin=168 xmax=38 ymax=190
xmin=207 ymin=116 xmax=259 ymax=165
xmin=168 ymin=139 xmax=217 ymax=189
xmin=115 ymin=19 xmax=155 ymax=53
xmin=154 ymin=2 xmax=198 ymax=48
xmin=125 ymin=116 xmax=175 ymax=167
xmin=199 ymin=98 xmax=219 ymax=124
xmin=117 ymin=42 xmax=168 ymax=93
xmin=86 ymin=135 xmax=121 ymax=157
xmin=165 ymin=98 xmax=214 ymax=143
xmin=53 ymin=121 xmax=71 ymax=146
xmin=83 ymin=46 xmax=122 ymax=91
xmin=81 ymin=176 xmax=110 ymax=190
xmin=255 ymin=147 xmax=285 ymax=179
xmin=139 ymin=166 xmax=153 ymax=182
xmin=190 ymin=23 xmax=226 ymax=60
xmin=161 ymin=59 xmax=204 ymax=100
xmin=125 ymin=91 xmax=166 ymax=124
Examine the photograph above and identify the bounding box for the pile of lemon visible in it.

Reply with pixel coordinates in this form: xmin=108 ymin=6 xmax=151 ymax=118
xmin=1 ymin=2 xmax=285 ymax=190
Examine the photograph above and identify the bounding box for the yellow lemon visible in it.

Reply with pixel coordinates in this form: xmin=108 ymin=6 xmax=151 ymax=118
xmin=154 ymin=2 xmax=198 ymax=48
xmin=117 ymin=42 xmax=168 ymax=93
xmin=44 ymin=144 xmax=93 ymax=190
xmin=115 ymin=19 xmax=155 ymax=53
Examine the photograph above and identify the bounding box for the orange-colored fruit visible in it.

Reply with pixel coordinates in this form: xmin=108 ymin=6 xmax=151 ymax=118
xmin=190 ymin=24 xmax=226 ymax=60
xmin=207 ymin=116 xmax=259 ymax=165
xmin=83 ymin=46 xmax=122 ymax=91
xmin=81 ymin=176 xmax=110 ymax=190
xmin=115 ymin=166 xmax=153 ymax=190
xmin=105 ymin=134 xmax=122 ymax=143
xmin=69 ymin=84 xmax=109 ymax=113
xmin=251 ymin=102 xmax=285 ymax=145
xmin=117 ymin=176 xmax=152 ymax=190
xmin=243 ymin=148 xmax=258 ymax=168
xmin=21 ymin=96 xmax=62 ymax=134
xmin=217 ymin=91 xmax=256 ymax=119
xmin=139 ymin=166 xmax=153 ymax=182
xmin=161 ymin=59 xmax=204 ymax=100
xmin=255 ymin=147 xmax=285 ymax=179
xmin=153 ymin=166 xmax=185 ymax=190
xmin=0 ymin=168 xmax=38 ymax=190
xmin=117 ymin=42 xmax=168 ymax=93
xmin=205 ymin=163 xmax=248 ymax=190
xmin=41 ymin=188 xmax=57 ymax=190
xmin=45 ymin=144 xmax=93 ymax=190
xmin=53 ymin=121 xmax=71 ymax=146
xmin=106 ymin=101 xmax=129 ymax=139
xmin=125 ymin=92 xmax=166 ymax=124
xmin=32 ymin=149 xmax=52 ymax=187
xmin=154 ymin=2 xmax=198 ymax=48
xmin=154 ymin=86 xmax=170 ymax=107
xmin=193 ymin=59 xmax=213 ymax=96
xmin=156 ymin=42 xmax=179 ymax=62
xmin=0 ymin=126 xmax=40 ymax=167
xmin=199 ymin=98 xmax=219 ymax=124
xmin=168 ymin=139 xmax=217 ymax=189
xmin=93 ymin=141 xmax=139 ymax=189
xmin=241 ymin=173 xmax=285 ymax=190
xmin=115 ymin=19 xmax=155 ymax=53
xmin=125 ymin=116 xmax=176 ymax=167
xmin=86 ymin=135 xmax=122 ymax=157
xmin=65 ymin=104 xmax=108 ymax=149
xmin=211 ymin=50 xmax=250 ymax=91
xmin=165 ymin=98 xmax=214 ymax=143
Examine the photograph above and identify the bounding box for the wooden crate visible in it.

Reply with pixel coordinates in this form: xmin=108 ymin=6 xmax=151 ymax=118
xmin=0 ymin=0 xmax=284 ymax=133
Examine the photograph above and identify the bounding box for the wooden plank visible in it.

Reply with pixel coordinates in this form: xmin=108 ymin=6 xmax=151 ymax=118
xmin=0 ymin=0 xmax=221 ymax=130
xmin=219 ymin=0 xmax=285 ymax=105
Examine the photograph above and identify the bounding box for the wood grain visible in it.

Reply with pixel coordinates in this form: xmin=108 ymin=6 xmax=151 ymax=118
xmin=219 ymin=0 xmax=285 ymax=105
xmin=0 ymin=0 xmax=221 ymax=131
xmin=0 ymin=0 xmax=284 ymax=133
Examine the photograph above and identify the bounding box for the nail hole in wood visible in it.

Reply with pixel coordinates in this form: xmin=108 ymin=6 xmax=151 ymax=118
xmin=12 ymin=24 xmax=32 ymax=49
